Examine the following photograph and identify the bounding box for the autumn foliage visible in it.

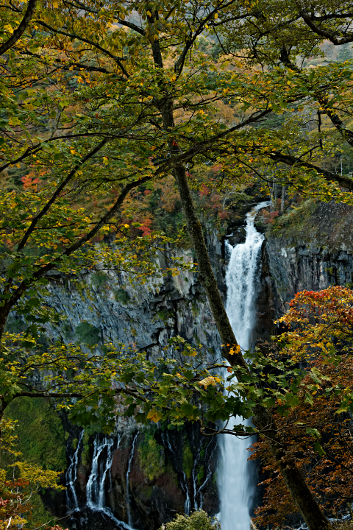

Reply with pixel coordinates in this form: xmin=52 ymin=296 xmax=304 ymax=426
xmin=251 ymin=287 xmax=353 ymax=526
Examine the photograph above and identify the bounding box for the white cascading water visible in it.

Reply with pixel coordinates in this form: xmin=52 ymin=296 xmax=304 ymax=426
xmin=66 ymin=430 xmax=84 ymax=513
xmin=86 ymin=434 xmax=134 ymax=530
xmin=67 ymin=432 xmax=134 ymax=530
xmin=86 ymin=436 xmax=117 ymax=512
xmin=126 ymin=432 xmax=138 ymax=528
xmin=218 ymin=201 xmax=269 ymax=530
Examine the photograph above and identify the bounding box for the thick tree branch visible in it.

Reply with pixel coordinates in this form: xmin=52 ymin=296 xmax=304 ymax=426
xmin=269 ymin=151 xmax=353 ymax=189
xmin=117 ymin=19 xmax=145 ymax=36
xmin=0 ymin=0 xmax=37 ymax=55
xmin=299 ymin=11 xmax=353 ymax=45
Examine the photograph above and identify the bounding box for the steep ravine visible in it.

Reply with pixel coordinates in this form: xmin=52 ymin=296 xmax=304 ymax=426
xmin=11 ymin=200 xmax=353 ymax=530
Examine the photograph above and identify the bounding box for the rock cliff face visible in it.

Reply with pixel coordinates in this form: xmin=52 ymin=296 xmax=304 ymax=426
xmin=265 ymin=239 xmax=353 ymax=316
xmin=264 ymin=202 xmax=353 ymax=318
xmin=37 ymin=235 xmax=224 ymax=530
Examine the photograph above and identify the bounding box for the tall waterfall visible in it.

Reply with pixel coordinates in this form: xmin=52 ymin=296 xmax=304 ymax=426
xmin=218 ymin=202 xmax=268 ymax=530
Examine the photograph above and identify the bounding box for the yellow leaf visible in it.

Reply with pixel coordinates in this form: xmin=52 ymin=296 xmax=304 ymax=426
xmin=229 ymin=345 xmax=241 ymax=355
xmin=198 ymin=376 xmax=216 ymax=388
xmin=146 ymin=10 xmax=152 ymax=17
xmin=214 ymin=13 xmax=218 ymax=19
xmin=103 ymin=156 xmax=109 ymax=165
xmin=147 ymin=409 xmax=162 ymax=423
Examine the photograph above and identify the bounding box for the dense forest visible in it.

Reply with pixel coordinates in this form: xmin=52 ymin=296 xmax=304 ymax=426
xmin=2 ymin=1 xmax=353 ymax=530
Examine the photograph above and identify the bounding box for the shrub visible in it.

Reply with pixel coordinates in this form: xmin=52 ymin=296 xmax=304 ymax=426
xmin=114 ymin=288 xmax=131 ymax=305
xmin=159 ymin=510 xmax=220 ymax=530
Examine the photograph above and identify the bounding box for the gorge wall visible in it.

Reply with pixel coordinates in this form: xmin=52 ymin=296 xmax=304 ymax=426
xmin=9 ymin=199 xmax=353 ymax=530
xmin=264 ymin=201 xmax=353 ymax=318
xmin=24 ymin=232 xmax=225 ymax=530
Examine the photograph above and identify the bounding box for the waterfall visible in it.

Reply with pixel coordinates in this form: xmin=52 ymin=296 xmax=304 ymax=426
xmin=66 ymin=430 xmax=84 ymax=513
xmin=86 ymin=435 xmax=118 ymax=512
xmin=85 ymin=433 xmax=134 ymax=530
xmin=194 ymin=439 xmax=217 ymax=511
xmin=67 ymin=432 xmax=134 ymax=530
xmin=218 ymin=201 xmax=268 ymax=530
xmin=126 ymin=431 xmax=138 ymax=528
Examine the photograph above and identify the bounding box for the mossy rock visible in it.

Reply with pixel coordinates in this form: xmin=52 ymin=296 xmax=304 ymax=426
xmin=138 ymin=432 xmax=165 ymax=482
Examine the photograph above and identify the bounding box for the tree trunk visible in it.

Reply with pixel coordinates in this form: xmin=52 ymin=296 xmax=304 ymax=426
xmin=171 ymin=156 xmax=331 ymax=530
xmin=154 ymin=27 xmax=330 ymax=523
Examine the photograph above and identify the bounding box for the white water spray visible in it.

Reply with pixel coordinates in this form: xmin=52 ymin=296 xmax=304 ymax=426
xmin=218 ymin=201 xmax=268 ymax=530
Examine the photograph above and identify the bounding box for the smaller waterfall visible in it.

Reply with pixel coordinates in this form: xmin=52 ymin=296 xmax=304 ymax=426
xmin=86 ymin=436 xmax=117 ymax=511
xmin=182 ymin=471 xmax=191 ymax=515
xmin=191 ymin=439 xmax=203 ymax=511
xmin=66 ymin=431 xmax=84 ymax=513
xmin=126 ymin=432 xmax=138 ymax=528
xmin=218 ymin=201 xmax=269 ymax=530
xmin=85 ymin=434 xmax=134 ymax=530
xmin=161 ymin=430 xmax=191 ymax=514
xmin=192 ymin=439 xmax=217 ymax=511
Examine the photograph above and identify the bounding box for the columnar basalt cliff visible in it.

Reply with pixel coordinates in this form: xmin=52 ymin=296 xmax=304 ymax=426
xmin=264 ymin=201 xmax=353 ymax=318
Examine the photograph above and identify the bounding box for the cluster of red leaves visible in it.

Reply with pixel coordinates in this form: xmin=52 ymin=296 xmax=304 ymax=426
xmin=198 ymin=183 xmax=229 ymax=220
xmin=21 ymin=175 xmax=39 ymax=190
xmin=262 ymin=208 xmax=279 ymax=224
xmin=0 ymin=478 xmax=32 ymax=530
xmin=250 ymin=286 xmax=353 ymax=527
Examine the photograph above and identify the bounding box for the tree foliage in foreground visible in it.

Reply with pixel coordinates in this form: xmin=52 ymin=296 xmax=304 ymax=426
xmin=0 ymin=418 xmax=65 ymax=530
xmin=251 ymin=287 xmax=353 ymax=526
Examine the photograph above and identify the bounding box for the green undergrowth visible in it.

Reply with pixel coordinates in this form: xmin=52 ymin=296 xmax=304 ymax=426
xmin=138 ymin=430 xmax=165 ymax=482
xmin=265 ymin=199 xmax=318 ymax=242
xmin=4 ymin=397 xmax=66 ymax=471
xmin=264 ymin=199 xmax=353 ymax=250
